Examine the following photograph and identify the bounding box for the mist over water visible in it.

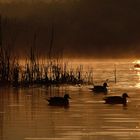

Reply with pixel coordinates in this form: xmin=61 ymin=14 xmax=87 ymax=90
xmin=0 ymin=1 xmax=140 ymax=139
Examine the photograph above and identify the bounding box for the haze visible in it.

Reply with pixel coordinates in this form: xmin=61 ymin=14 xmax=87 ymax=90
xmin=0 ymin=0 xmax=140 ymax=58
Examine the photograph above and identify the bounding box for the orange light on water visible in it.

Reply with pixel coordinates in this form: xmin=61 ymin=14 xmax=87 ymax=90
xmin=135 ymin=71 xmax=140 ymax=88
xmin=133 ymin=60 xmax=140 ymax=64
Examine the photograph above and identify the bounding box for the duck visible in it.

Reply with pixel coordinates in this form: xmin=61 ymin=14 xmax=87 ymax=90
xmin=90 ymin=82 xmax=108 ymax=93
xmin=47 ymin=94 xmax=71 ymax=106
xmin=103 ymin=93 xmax=129 ymax=105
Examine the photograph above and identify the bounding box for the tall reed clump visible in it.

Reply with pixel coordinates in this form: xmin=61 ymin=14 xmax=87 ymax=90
xmin=0 ymin=16 xmax=93 ymax=87
xmin=0 ymin=15 xmax=13 ymax=86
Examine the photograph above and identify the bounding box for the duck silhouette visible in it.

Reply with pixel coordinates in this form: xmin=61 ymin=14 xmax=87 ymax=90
xmin=47 ymin=94 xmax=71 ymax=106
xmin=90 ymin=82 xmax=108 ymax=93
xmin=103 ymin=93 xmax=129 ymax=105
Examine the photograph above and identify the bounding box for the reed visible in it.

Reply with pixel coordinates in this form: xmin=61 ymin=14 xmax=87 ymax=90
xmin=0 ymin=15 xmax=94 ymax=87
xmin=114 ymin=64 xmax=117 ymax=83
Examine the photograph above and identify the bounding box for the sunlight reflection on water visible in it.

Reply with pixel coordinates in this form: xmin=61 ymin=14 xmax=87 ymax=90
xmin=1 ymin=59 xmax=140 ymax=140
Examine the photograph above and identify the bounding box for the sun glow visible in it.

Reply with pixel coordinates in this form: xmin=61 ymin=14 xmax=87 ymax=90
xmin=133 ymin=60 xmax=140 ymax=64
xmin=132 ymin=59 xmax=140 ymax=88
xmin=134 ymin=68 xmax=140 ymax=88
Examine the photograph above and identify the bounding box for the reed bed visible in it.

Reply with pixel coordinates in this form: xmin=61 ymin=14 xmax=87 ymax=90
xmin=0 ymin=15 xmax=94 ymax=87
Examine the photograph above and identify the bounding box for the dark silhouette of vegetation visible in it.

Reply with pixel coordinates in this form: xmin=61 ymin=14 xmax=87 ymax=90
xmin=0 ymin=15 xmax=93 ymax=88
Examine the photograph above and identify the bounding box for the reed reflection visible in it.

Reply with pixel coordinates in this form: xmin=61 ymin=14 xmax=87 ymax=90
xmin=0 ymin=90 xmax=4 ymax=140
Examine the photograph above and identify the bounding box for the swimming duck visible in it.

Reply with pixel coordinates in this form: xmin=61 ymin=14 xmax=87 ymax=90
xmin=47 ymin=94 xmax=71 ymax=106
xmin=90 ymin=82 xmax=108 ymax=93
xmin=103 ymin=93 xmax=129 ymax=105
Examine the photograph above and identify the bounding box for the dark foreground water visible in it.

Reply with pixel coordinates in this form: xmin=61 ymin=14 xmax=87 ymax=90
xmin=1 ymin=59 xmax=140 ymax=140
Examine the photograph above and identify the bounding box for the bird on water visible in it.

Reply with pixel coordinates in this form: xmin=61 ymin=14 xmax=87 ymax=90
xmin=90 ymin=82 xmax=108 ymax=93
xmin=103 ymin=93 xmax=129 ymax=105
xmin=47 ymin=94 xmax=71 ymax=106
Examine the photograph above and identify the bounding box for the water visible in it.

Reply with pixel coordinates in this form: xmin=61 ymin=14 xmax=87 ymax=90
xmin=1 ymin=59 xmax=140 ymax=140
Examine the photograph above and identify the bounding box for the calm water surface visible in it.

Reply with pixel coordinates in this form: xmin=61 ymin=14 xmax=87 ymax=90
xmin=1 ymin=59 xmax=140 ymax=140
